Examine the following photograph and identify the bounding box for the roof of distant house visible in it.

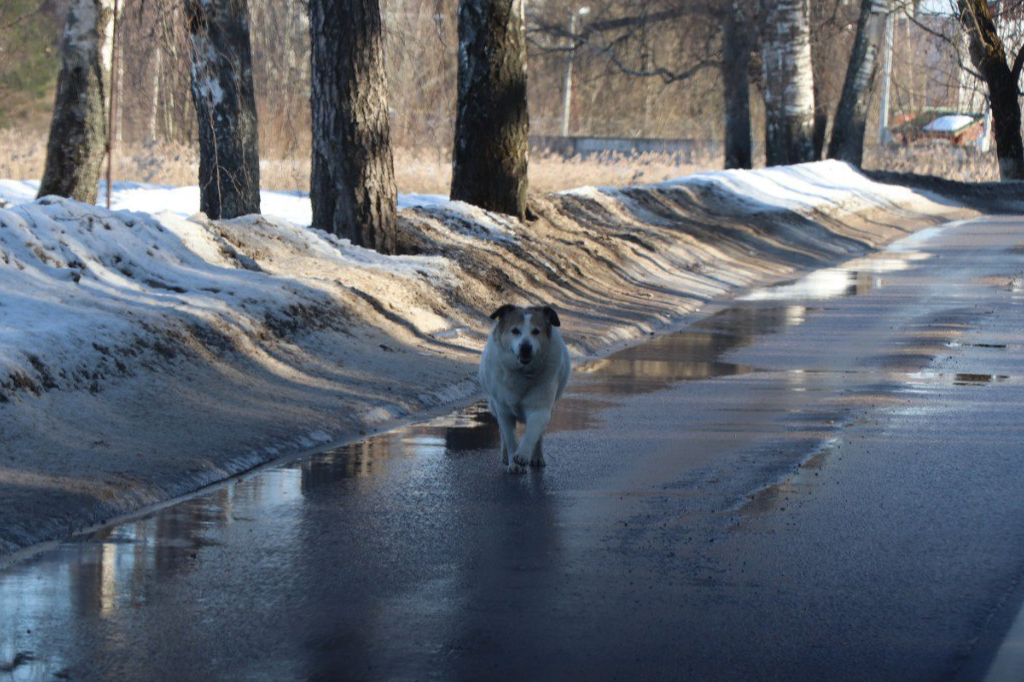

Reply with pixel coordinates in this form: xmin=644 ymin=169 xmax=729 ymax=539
xmin=923 ymin=115 xmax=977 ymax=133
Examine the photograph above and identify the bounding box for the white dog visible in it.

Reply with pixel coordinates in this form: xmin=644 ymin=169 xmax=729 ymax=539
xmin=479 ymin=304 xmax=571 ymax=473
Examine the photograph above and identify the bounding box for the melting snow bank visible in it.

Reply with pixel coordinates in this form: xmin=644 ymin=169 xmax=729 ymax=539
xmin=0 ymin=161 xmax=968 ymax=561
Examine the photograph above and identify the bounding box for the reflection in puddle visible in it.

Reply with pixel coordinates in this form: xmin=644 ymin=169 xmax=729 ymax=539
xmin=946 ymin=341 xmax=1008 ymax=349
xmin=578 ymin=333 xmax=755 ymax=389
xmin=575 ymin=305 xmax=809 ymax=395
xmin=741 ymin=268 xmax=883 ymax=301
xmin=954 ymin=373 xmax=1011 ymax=386
xmin=739 ymin=228 xmax=940 ymax=302
xmin=905 ymin=370 xmax=1011 ymax=387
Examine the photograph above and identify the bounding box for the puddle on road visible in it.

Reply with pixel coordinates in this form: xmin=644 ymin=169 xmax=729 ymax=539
xmin=946 ymin=341 xmax=1009 ymax=349
xmin=574 ymin=305 xmax=810 ymax=393
xmin=905 ymin=370 xmax=1012 ymax=388
xmin=739 ymin=227 xmax=942 ymax=302
xmin=952 ymin=373 xmax=1011 ymax=386
xmin=740 ymin=268 xmax=886 ymax=301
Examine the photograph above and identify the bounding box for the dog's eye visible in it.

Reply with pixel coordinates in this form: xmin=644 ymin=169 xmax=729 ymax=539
xmin=531 ymin=328 xmax=540 ymax=336
xmin=511 ymin=327 xmax=521 ymax=335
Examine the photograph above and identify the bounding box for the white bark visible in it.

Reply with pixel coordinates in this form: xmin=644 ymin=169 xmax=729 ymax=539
xmin=185 ymin=0 xmax=261 ymax=219
xmin=760 ymin=0 xmax=816 ymax=166
xmin=38 ymin=0 xmax=120 ymax=203
xmin=150 ymin=46 xmax=161 ymax=141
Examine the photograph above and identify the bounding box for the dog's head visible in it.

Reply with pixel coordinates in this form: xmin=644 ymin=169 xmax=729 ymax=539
xmin=489 ymin=304 xmax=561 ymax=367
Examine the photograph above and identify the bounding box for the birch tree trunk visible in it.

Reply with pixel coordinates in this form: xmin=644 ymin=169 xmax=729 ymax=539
xmin=309 ymin=0 xmax=398 ymax=253
xmin=828 ymin=0 xmax=889 ymax=166
xmin=185 ymin=0 xmax=261 ymax=219
xmin=37 ymin=0 xmax=119 ymax=203
xmin=958 ymin=0 xmax=1024 ymax=181
xmin=722 ymin=3 xmax=752 ymax=170
xmin=451 ymin=0 xmax=530 ymax=221
xmin=760 ymin=0 xmax=816 ymax=166
xmin=150 ymin=46 xmax=161 ymax=141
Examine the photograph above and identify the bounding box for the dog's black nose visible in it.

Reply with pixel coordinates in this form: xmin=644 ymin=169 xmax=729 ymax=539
xmin=518 ymin=343 xmax=533 ymax=364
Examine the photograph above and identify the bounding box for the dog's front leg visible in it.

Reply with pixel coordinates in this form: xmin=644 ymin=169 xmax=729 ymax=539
xmin=513 ymin=408 xmax=551 ymax=470
xmin=494 ymin=407 xmax=519 ymax=470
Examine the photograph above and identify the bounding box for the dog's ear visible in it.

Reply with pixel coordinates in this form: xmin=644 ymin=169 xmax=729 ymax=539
xmin=490 ymin=304 xmax=516 ymax=321
xmin=541 ymin=306 xmax=561 ymax=328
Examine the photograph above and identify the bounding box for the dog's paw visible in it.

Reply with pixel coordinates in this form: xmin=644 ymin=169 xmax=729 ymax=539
xmin=530 ymin=456 xmax=546 ymax=468
xmin=507 ymin=462 xmax=528 ymax=475
xmin=513 ymin=453 xmax=530 ymax=468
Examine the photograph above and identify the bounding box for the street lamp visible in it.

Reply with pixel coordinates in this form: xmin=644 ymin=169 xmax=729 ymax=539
xmin=561 ymin=6 xmax=590 ymax=138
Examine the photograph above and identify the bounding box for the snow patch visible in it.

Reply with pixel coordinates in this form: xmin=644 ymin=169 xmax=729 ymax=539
xmin=562 ymin=160 xmax=926 ymax=216
xmin=0 ymin=195 xmax=458 ymax=399
xmin=1 ymin=181 xmax=471 ymax=234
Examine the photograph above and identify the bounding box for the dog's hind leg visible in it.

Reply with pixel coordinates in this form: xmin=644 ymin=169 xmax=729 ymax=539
xmin=499 ymin=431 xmax=510 ymax=465
xmin=531 ymin=436 xmax=545 ymax=467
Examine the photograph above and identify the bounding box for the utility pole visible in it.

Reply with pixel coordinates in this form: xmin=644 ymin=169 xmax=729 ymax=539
xmin=560 ymin=6 xmax=589 ymax=138
xmin=878 ymin=4 xmax=894 ymax=145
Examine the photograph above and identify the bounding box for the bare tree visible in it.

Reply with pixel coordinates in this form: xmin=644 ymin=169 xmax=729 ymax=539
xmin=184 ymin=0 xmax=261 ymax=219
xmin=722 ymin=0 xmax=753 ymax=169
xmin=37 ymin=0 xmax=121 ymax=203
xmin=309 ymin=0 xmax=398 ymax=253
xmin=451 ymin=0 xmax=530 ymax=220
xmin=956 ymin=0 xmax=1024 ymax=180
xmin=828 ymin=0 xmax=889 ymax=166
xmin=760 ymin=0 xmax=816 ymax=165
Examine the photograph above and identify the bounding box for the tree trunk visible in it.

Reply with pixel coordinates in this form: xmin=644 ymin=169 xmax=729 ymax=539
xmin=722 ymin=3 xmax=752 ymax=170
xmin=309 ymin=0 xmax=398 ymax=253
xmin=812 ymin=78 xmax=827 ymax=160
xmin=760 ymin=0 xmax=816 ymax=166
xmin=958 ymin=0 xmax=1024 ymax=181
xmin=38 ymin=0 xmax=119 ymax=204
xmin=828 ymin=0 xmax=889 ymax=166
xmin=451 ymin=0 xmax=530 ymax=221
xmin=185 ymin=0 xmax=261 ymax=219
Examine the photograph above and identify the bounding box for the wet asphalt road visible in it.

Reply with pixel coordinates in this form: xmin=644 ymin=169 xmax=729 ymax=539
xmin=3 ymin=217 xmax=1024 ymax=682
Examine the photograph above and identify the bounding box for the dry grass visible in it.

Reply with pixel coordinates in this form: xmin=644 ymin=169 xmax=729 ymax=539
xmin=0 ymin=129 xmax=1007 ymax=197
xmin=0 ymin=130 xmax=721 ymax=195
xmin=864 ymin=142 xmax=1002 ymax=183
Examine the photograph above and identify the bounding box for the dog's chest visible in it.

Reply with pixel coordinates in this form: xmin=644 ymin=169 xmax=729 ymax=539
xmin=491 ymin=364 xmax=544 ymax=406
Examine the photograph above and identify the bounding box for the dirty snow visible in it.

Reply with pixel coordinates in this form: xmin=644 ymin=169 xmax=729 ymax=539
xmin=561 ymin=160 xmax=942 ymax=216
xmin=0 ymin=194 xmax=455 ymax=399
xmin=0 ymin=180 xmax=452 ymax=227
